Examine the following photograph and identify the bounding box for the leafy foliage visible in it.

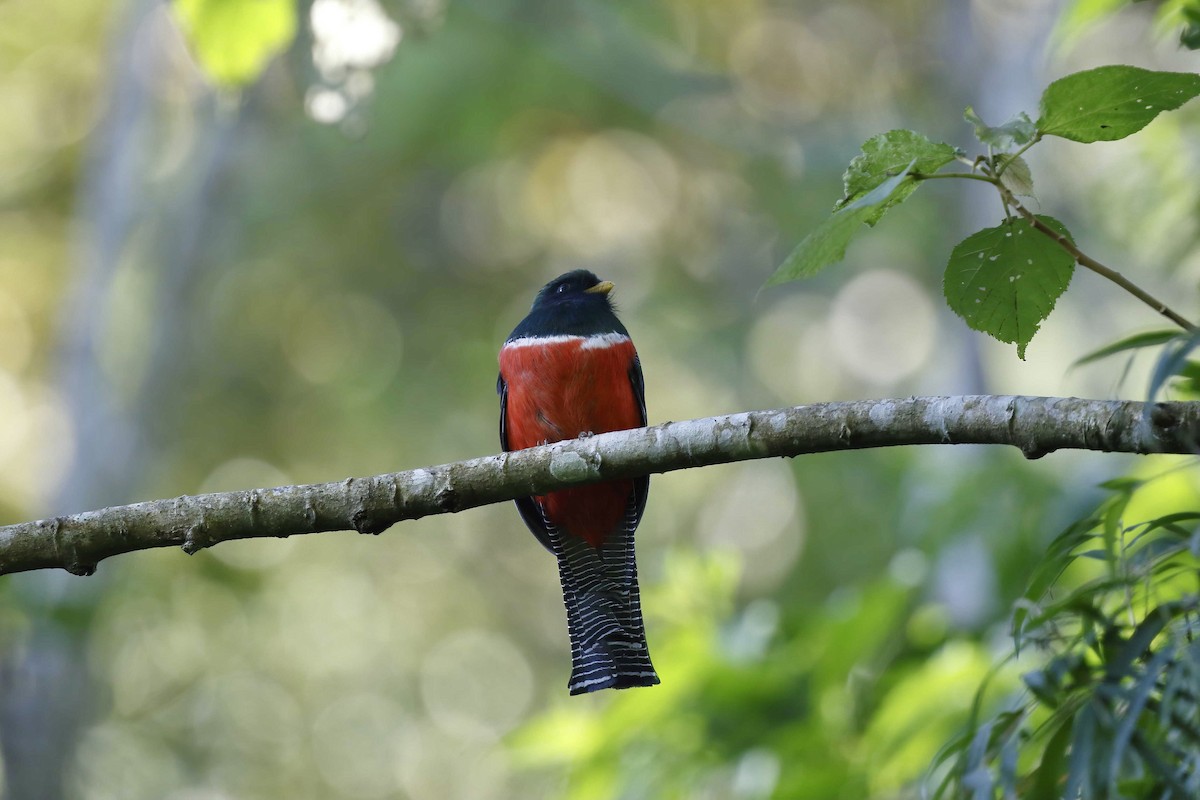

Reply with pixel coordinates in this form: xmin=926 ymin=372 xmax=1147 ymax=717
xmin=514 ymin=549 xmax=1011 ymax=799
xmin=935 ymin=481 xmax=1200 ymax=799
xmin=766 ymin=64 xmax=1200 ymax=356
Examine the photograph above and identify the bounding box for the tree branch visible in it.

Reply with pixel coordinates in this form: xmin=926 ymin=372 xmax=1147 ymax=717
xmin=2 ymin=395 xmax=1198 ymax=577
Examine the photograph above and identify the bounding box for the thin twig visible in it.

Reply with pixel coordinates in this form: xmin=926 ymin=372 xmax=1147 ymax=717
xmin=994 ymin=134 xmax=1043 ymax=179
xmin=1000 ymin=188 xmax=1197 ymax=331
xmin=914 ymin=169 xmax=1197 ymax=331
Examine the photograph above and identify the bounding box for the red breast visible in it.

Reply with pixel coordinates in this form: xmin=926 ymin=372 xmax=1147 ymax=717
xmin=499 ymin=333 xmax=640 ymax=546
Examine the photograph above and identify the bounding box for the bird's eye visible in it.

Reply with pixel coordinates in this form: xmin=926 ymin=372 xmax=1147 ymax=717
xmin=556 ymin=284 xmax=568 ymax=294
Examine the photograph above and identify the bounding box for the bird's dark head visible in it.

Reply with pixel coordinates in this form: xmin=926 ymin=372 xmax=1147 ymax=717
xmin=508 ymin=269 xmax=627 ymax=339
xmin=530 ymin=269 xmax=615 ymax=312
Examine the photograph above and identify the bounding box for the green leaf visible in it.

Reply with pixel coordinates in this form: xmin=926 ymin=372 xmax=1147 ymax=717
xmin=1110 ymin=643 xmax=1174 ymax=788
xmin=1028 ymin=716 xmax=1074 ymax=800
xmin=1184 ymin=23 xmax=1200 ymax=49
xmin=964 ymin=107 xmax=1038 ymax=150
xmin=1037 ymin=65 xmax=1200 ymax=143
xmin=1064 ymin=704 xmax=1096 ymax=800
xmin=1146 ymin=329 xmax=1200 ymax=404
xmin=997 ymin=155 xmax=1034 ymax=197
xmin=1182 ymin=6 xmax=1200 ymax=49
xmin=1072 ymin=329 xmax=1180 ymax=368
xmin=173 ymin=0 xmax=297 ymax=87
xmin=943 ymin=216 xmax=1076 ymax=359
xmin=837 ymin=130 xmax=959 ymax=222
xmin=766 ymin=163 xmax=917 ymax=286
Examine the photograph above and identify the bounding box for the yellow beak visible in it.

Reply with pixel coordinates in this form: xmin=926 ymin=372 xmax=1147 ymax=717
xmin=585 ymin=280 xmax=615 ymax=295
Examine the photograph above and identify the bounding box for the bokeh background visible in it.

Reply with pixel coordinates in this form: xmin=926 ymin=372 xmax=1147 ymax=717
xmin=1 ymin=0 xmax=1199 ymax=797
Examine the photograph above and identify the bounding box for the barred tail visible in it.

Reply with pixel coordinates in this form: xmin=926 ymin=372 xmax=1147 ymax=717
xmin=549 ymin=508 xmax=659 ymax=695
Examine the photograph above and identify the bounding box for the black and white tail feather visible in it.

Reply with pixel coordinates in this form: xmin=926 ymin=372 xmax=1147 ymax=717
xmin=539 ymin=490 xmax=659 ymax=694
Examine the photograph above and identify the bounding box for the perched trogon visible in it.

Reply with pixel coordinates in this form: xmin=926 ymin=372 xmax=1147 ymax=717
xmin=497 ymin=270 xmax=659 ymax=695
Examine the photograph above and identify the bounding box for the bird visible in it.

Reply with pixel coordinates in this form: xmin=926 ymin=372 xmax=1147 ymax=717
xmin=497 ymin=269 xmax=659 ymax=695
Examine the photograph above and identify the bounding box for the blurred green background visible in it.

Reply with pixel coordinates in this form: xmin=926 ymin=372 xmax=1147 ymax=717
xmin=1 ymin=0 xmax=1198 ymax=797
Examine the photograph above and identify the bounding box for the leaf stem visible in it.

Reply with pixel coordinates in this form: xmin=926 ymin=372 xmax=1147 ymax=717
xmin=912 ymin=172 xmax=1000 ymax=185
xmin=998 ymin=188 xmax=1197 ymax=331
xmin=994 ymin=134 xmax=1043 ymax=178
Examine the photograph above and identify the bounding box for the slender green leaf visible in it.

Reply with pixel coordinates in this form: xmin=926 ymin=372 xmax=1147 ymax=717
xmin=962 ymin=720 xmax=996 ymax=800
xmin=1038 ymin=65 xmax=1200 ymax=142
xmin=1147 ymin=329 xmax=1200 ymax=405
xmin=1140 ymin=510 xmax=1200 ymax=532
xmin=1013 ymin=514 xmax=1105 ymax=643
xmin=1098 ymin=477 xmax=1143 ymax=493
xmin=998 ymin=719 xmax=1020 ymax=799
xmin=837 ymin=130 xmax=959 ymax=222
xmin=173 ymin=0 xmax=297 ymax=87
xmin=1126 ymin=538 xmax=1186 ymax=574
xmin=943 ymin=216 xmax=1076 ymax=359
xmin=1028 ymin=716 xmax=1074 ymax=800
xmin=1159 ymin=651 xmax=1191 ymax=729
xmin=1065 ymin=705 xmax=1096 ymax=800
xmin=1130 ymin=728 xmax=1196 ymax=796
xmin=1072 ymin=329 xmax=1180 ymax=368
xmin=1101 ymin=489 xmax=1131 ymax=575
xmin=1110 ymin=644 xmax=1175 ymax=790
xmin=1105 ymin=603 xmax=1183 ymax=682
xmin=1018 ymin=579 xmax=1133 ymax=634
xmin=766 ymin=162 xmax=917 ymax=286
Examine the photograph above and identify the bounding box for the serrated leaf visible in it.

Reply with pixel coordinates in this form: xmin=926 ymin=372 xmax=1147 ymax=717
xmin=174 ymin=0 xmax=297 ymax=87
xmin=767 ymin=163 xmax=917 ymax=286
xmin=1037 ymin=65 xmax=1200 ymax=142
xmin=1072 ymin=329 xmax=1180 ymax=368
xmin=837 ymin=130 xmax=959 ymax=222
xmin=964 ymin=107 xmax=1038 ymax=149
xmin=943 ymin=216 xmax=1076 ymax=359
xmin=998 ymin=155 xmax=1034 ymax=196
